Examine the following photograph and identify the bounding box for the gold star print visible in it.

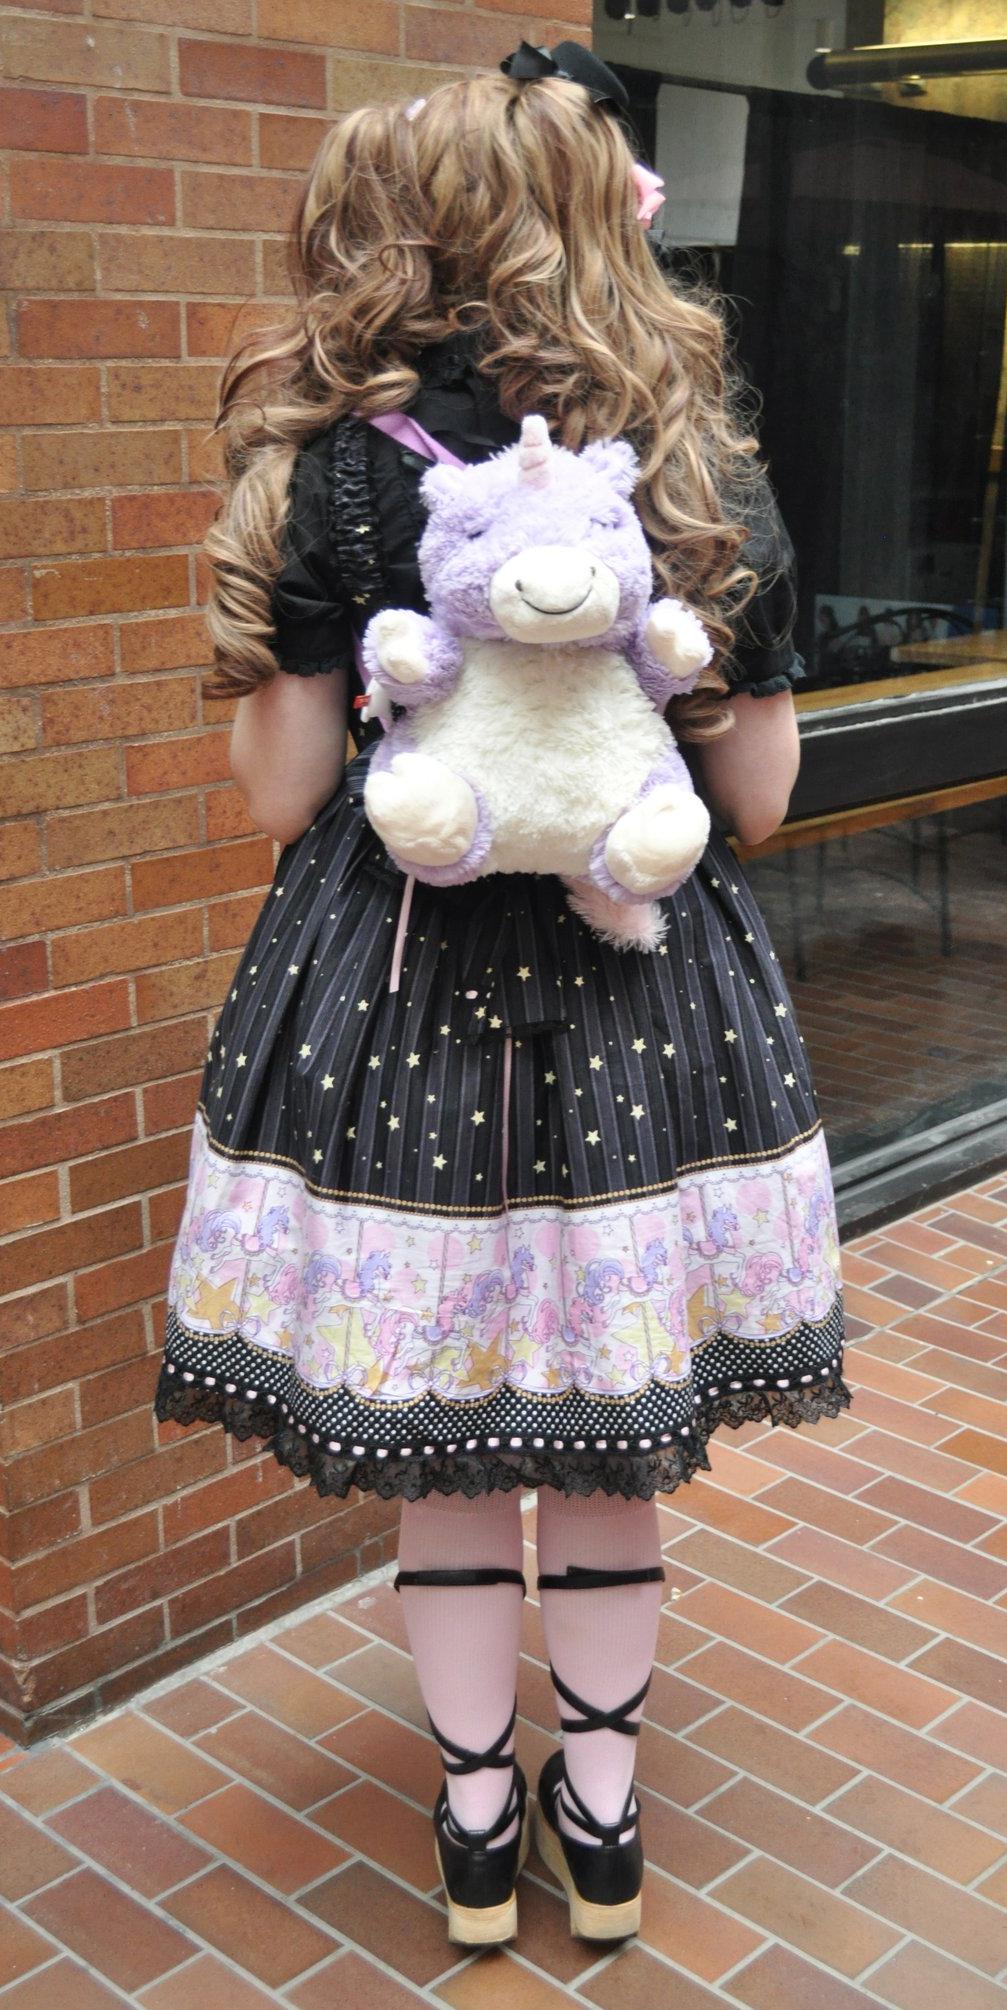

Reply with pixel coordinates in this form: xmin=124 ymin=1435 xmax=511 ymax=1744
xmin=774 ymin=1003 xmax=788 ymax=1017
xmin=288 ymin=965 xmax=299 ymax=976
xmin=544 ymin=1070 xmax=556 ymax=1085
xmin=368 ymin=1054 xmax=381 ymax=1070
xmin=586 ymin=1129 xmax=600 ymax=1145
xmin=783 ymin=1072 xmax=796 ymax=1088
xmin=388 ymin=1114 xmax=400 ymax=1130
xmin=464 ymin=1337 xmax=510 ymax=1390
xmin=630 ymin=1104 xmax=644 ymax=1120
xmin=725 ymin=1118 xmax=738 ymax=1132
xmin=406 ymin=1052 xmax=420 ymax=1068
xmin=589 ymin=1055 xmax=603 ymax=1071
xmin=472 ymin=1110 xmax=485 ymax=1125
xmin=299 ymin=1043 xmax=311 ymax=1059
xmin=724 ymin=1029 xmax=738 ymax=1044
xmin=236 ymin=1054 xmax=246 ymax=1068
xmin=433 ymin=1153 xmax=446 ymax=1169
xmin=322 ymin=1073 xmax=334 ymax=1090
xmin=467 ymin=1233 xmax=482 ymax=1253
xmin=663 ymin=1042 xmax=675 ymax=1058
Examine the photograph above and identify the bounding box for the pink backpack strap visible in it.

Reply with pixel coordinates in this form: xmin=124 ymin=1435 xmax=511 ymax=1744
xmin=364 ymin=409 xmax=466 ymax=469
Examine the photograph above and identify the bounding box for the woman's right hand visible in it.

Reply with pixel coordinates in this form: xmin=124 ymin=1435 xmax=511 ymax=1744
xmin=228 ymin=665 xmax=351 ymax=847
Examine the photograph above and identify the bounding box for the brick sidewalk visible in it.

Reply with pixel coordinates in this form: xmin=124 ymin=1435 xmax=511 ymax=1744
xmin=1 ymin=1174 xmax=1005 ymax=2006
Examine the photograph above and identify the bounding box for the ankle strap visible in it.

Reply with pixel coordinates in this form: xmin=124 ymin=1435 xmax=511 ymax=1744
xmin=428 ymin=1694 xmax=518 ymax=1775
xmin=394 ymin=1565 xmax=527 ymax=1596
xmin=536 ymin=1563 xmax=666 ymax=1592
xmin=549 ymin=1661 xmax=652 ymax=1739
xmin=557 ymin=1755 xmax=638 ymax=1846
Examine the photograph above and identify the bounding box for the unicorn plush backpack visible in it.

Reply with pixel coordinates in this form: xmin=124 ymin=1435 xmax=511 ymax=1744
xmin=360 ymin=414 xmax=713 ymax=952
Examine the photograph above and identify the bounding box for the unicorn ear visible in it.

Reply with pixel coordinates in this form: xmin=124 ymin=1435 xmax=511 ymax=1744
xmin=579 ymin=437 xmax=639 ymax=498
xmin=420 ymin=462 xmax=468 ymax=507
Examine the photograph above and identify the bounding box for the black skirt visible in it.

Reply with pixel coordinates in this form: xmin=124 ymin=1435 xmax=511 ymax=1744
xmin=155 ymin=739 xmax=850 ymax=1502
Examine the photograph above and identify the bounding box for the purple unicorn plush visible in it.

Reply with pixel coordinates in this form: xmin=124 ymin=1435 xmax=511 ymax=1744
xmin=361 ymin=416 xmax=713 ymax=949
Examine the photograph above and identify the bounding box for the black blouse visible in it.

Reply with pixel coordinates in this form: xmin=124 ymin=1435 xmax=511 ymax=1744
xmin=269 ymin=331 xmax=806 ymax=706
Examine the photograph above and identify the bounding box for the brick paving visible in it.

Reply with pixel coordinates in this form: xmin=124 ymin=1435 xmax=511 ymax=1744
xmin=1 ymin=1173 xmax=1006 ymax=2005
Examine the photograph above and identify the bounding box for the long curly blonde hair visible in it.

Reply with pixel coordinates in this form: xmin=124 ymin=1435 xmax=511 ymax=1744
xmin=203 ymin=71 xmax=770 ymax=738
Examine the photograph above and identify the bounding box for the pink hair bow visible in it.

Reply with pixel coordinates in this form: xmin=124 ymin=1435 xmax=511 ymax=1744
xmin=631 ymin=162 xmax=665 ymax=227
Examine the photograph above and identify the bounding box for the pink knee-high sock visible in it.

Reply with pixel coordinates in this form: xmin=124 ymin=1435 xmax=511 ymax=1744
xmin=536 ymin=1487 xmax=665 ymax=1848
xmin=396 ymin=1487 xmax=525 ymax=1845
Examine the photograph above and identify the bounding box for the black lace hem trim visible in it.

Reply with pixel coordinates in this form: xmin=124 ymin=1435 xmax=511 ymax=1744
xmin=154 ymin=1364 xmax=853 ymax=1503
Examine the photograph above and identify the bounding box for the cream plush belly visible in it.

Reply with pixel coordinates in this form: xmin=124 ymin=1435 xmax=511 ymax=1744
xmin=409 ymin=640 xmax=671 ymax=876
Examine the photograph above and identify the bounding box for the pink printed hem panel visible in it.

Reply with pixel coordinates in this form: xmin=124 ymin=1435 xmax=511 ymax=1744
xmin=168 ymin=1108 xmax=842 ymax=1409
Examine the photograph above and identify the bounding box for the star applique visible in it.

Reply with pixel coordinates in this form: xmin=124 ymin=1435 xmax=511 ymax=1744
xmin=406 ymin=1052 xmax=420 ymax=1068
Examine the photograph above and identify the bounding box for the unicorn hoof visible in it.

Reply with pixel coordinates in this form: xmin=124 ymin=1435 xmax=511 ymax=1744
xmin=365 ymin=752 xmax=478 ymax=868
xmin=604 ymin=786 xmax=710 ymax=897
xmin=368 ymin=609 xmax=429 ymax=684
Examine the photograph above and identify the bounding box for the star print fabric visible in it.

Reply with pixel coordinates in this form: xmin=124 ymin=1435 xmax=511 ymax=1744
xmin=156 ymin=747 xmax=849 ymax=1503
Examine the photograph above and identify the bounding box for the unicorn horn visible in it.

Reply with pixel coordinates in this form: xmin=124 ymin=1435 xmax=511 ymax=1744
xmin=518 ymin=414 xmax=552 ymax=488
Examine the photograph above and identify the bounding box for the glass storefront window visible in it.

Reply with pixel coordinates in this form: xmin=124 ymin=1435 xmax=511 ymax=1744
xmin=597 ymin=1 xmax=1007 ymax=1217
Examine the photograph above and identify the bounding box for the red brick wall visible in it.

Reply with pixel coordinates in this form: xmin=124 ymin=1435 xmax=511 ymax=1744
xmin=0 ymin=0 xmax=588 ymax=1743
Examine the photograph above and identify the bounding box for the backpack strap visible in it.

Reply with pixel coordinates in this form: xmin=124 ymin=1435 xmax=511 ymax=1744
xmin=365 ymin=408 xmax=466 ymax=468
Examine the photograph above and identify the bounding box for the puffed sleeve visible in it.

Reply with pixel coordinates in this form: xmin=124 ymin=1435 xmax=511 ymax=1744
xmin=269 ymin=431 xmax=355 ymax=675
xmin=723 ymin=471 xmax=807 ymax=699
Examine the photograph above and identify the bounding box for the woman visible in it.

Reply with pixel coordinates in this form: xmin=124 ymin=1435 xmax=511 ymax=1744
xmin=156 ymin=42 xmax=850 ymax=1949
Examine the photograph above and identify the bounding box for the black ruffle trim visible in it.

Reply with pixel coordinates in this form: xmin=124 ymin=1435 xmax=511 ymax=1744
xmin=154 ymin=1363 xmax=853 ymax=1503
xmin=326 ymin=416 xmax=386 ymax=616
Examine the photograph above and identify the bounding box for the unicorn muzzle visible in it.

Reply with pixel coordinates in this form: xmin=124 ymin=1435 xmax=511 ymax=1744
xmin=490 ymin=546 xmax=619 ymax=642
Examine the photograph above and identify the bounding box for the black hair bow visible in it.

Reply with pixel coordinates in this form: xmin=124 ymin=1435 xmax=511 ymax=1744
xmin=500 ymin=38 xmax=630 ymax=113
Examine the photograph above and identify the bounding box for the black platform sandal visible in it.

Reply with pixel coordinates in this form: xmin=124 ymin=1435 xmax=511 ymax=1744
xmin=393 ymin=1564 xmax=532 ymax=1945
xmin=533 ymin=1561 xmax=667 ymax=1941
